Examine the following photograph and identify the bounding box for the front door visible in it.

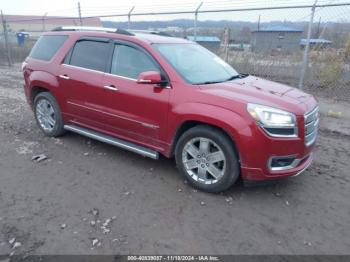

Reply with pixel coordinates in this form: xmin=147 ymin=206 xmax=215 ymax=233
xmin=102 ymin=43 xmax=171 ymax=148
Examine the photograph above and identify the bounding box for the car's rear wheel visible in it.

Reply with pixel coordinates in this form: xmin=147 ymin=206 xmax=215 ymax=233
xmin=175 ymin=125 xmax=240 ymax=193
xmin=34 ymin=92 xmax=65 ymax=137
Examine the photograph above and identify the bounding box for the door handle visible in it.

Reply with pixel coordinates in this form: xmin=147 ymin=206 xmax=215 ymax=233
xmin=103 ymin=85 xmax=118 ymax=91
xmin=59 ymin=74 xmax=70 ymax=80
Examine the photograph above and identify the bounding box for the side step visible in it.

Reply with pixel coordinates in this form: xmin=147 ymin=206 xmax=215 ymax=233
xmin=64 ymin=124 xmax=159 ymax=159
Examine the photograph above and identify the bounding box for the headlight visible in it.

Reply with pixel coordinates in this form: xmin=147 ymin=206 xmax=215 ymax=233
xmin=247 ymin=103 xmax=297 ymax=137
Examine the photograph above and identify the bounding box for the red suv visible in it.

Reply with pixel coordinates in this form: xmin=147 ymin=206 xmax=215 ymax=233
xmin=22 ymin=26 xmax=319 ymax=192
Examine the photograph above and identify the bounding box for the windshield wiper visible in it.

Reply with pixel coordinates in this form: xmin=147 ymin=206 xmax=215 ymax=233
xmin=225 ymin=74 xmax=249 ymax=81
xmin=195 ymin=74 xmax=249 ymax=85
xmin=195 ymin=80 xmax=224 ymax=85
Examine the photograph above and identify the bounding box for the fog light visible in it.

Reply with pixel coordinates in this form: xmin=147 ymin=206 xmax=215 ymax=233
xmin=269 ymin=156 xmax=300 ymax=171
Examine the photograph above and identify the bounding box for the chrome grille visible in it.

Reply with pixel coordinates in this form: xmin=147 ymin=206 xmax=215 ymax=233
xmin=304 ymin=106 xmax=319 ymax=146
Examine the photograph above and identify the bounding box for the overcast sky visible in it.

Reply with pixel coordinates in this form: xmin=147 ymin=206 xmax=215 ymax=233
xmin=1 ymin=0 xmax=349 ymax=22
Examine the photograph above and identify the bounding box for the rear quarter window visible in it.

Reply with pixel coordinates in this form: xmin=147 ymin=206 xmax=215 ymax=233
xmin=29 ymin=35 xmax=68 ymax=61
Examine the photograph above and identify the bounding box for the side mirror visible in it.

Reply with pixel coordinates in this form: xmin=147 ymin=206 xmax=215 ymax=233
xmin=137 ymin=71 xmax=164 ymax=85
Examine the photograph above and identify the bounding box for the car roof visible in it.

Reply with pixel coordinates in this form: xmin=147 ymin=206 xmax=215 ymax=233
xmin=44 ymin=28 xmax=192 ymax=45
xmin=133 ymin=33 xmax=191 ymax=44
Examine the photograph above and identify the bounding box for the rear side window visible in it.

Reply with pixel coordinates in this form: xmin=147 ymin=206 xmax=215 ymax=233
xmin=69 ymin=40 xmax=110 ymax=72
xmin=29 ymin=35 xmax=68 ymax=61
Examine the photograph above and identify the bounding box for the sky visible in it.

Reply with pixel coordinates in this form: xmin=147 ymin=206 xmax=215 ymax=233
xmin=1 ymin=0 xmax=349 ymax=22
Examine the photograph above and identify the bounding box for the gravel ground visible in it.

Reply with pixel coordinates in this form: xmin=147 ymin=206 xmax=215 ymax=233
xmin=0 ymin=65 xmax=349 ymax=257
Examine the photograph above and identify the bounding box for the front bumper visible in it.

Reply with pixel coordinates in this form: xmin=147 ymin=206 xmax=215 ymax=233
xmin=241 ymin=152 xmax=313 ymax=181
xmin=236 ymin=106 xmax=318 ymax=181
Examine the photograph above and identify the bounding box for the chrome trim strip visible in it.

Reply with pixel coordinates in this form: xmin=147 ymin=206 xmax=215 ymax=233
xmin=268 ymin=155 xmax=300 ymax=171
xmin=67 ymin=101 xmax=160 ymax=129
xmin=104 ymin=73 xmax=172 ymax=89
xmin=141 ymin=123 xmax=159 ymax=129
xmin=64 ymin=124 xmax=159 ymax=159
xmin=62 ymin=64 xmax=105 ymax=74
xmin=62 ymin=64 xmax=137 ymax=82
xmin=62 ymin=65 xmax=172 ymax=88
xmin=304 ymin=106 xmax=319 ymax=119
xmin=259 ymin=124 xmax=298 ymax=138
xmin=304 ymin=106 xmax=319 ymax=146
xmin=305 ymin=120 xmax=319 ymax=139
xmin=305 ymin=120 xmax=316 ymax=128
xmin=305 ymin=129 xmax=318 ymax=146
xmin=293 ymin=155 xmax=313 ymax=177
xmin=104 ymin=72 xmax=137 ymax=82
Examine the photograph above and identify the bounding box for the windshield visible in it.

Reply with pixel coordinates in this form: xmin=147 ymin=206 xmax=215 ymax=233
xmin=153 ymin=43 xmax=239 ymax=84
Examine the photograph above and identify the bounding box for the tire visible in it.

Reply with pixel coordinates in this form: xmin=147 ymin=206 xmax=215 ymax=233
xmin=175 ymin=125 xmax=240 ymax=193
xmin=33 ymin=92 xmax=66 ymax=137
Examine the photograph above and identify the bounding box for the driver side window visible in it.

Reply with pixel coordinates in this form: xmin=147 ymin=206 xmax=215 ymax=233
xmin=111 ymin=44 xmax=159 ymax=79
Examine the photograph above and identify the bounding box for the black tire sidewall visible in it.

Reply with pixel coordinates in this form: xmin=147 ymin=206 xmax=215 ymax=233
xmin=175 ymin=125 xmax=240 ymax=193
xmin=33 ymin=92 xmax=65 ymax=137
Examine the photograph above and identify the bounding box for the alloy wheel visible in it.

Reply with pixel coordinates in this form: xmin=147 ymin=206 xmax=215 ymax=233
xmin=36 ymin=99 xmax=56 ymax=132
xmin=182 ymin=137 xmax=226 ymax=184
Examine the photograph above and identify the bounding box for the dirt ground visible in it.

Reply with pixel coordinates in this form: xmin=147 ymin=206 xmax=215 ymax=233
xmin=0 ymin=64 xmax=349 ymax=257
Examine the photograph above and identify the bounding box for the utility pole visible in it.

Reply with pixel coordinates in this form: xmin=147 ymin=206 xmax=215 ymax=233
xmin=78 ymin=2 xmax=83 ymax=26
xmin=1 ymin=10 xmax=12 ymax=67
xmin=194 ymin=2 xmax=203 ymax=41
xmin=42 ymin=12 xmax=48 ymax=32
xmin=128 ymin=6 xmax=135 ymax=29
xmin=257 ymin=14 xmax=261 ymax=31
xmin=299 ymin=0 xmax=317 ymax=89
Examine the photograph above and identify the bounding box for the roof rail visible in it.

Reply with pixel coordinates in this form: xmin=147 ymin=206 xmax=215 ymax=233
xmin=52 ymin=26 xmax=134 ymax=36
xmin=129 ymin=30 xmax=173 ymax=37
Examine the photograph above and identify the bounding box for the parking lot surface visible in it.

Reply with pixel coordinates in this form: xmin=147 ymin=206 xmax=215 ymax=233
xmin=0 ymin=65 xmax=349 ymax=256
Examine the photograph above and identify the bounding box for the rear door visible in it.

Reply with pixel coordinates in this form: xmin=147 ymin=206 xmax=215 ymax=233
xmin=58 ymin=37 xmax=114 ymax=129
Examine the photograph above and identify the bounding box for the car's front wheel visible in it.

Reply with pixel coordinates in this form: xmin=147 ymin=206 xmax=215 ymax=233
xmin=34 ymin=92 xmax=65 ymax=137
xmin=175 ymin=125 xmax=240 ymax=193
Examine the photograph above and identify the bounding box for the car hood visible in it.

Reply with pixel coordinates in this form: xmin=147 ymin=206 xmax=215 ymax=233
xmin=199 ymin=76 xmax=317 ymax=114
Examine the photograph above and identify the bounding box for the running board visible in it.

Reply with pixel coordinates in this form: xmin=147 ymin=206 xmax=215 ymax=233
xmin=64 ymin=124 xmax=159 ymax=159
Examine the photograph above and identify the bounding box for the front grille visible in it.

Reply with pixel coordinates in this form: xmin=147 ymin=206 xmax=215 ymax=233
xmin=304 ymin=106 xmax=319 ymax=146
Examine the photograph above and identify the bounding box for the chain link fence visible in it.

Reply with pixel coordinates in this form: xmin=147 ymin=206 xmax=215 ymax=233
xmin=0 ymin=37 xmax=34 ymax=63
xmin=1 ymin=2 xmax=350 ymax=99
xmin=212 ymin=4 xmax=350 ymax=100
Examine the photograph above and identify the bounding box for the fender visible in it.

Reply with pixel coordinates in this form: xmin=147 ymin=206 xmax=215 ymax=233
xmin=29 ymin=71 xmax=65 ymax=109
xmin=167 ymin=102 xmax=254 ymax=164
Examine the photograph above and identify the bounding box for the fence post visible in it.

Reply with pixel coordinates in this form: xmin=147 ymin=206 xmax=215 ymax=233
xmin=78 ymin=2 xmax=83 ymax=26
xmin=298 ymin=1 xmax=317 ymax=89
xmin=345 ymin=33 xmax=350 ymax=59
xmin=224 ymin=27 xmax=231 ymax=62
xmin=1 ymin=10 xmax=12 ymax=67
xmin=128 ymin=6 xmax=135 ymax=29
xmin=42 ymin=12 xmax=48 ymax=32
xmin=194 ymin=2 xmax=203 ymax=41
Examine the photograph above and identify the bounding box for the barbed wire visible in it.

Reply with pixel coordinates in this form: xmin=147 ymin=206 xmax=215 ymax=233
xmin=2 ymin=2 xmax=350 ymax=23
